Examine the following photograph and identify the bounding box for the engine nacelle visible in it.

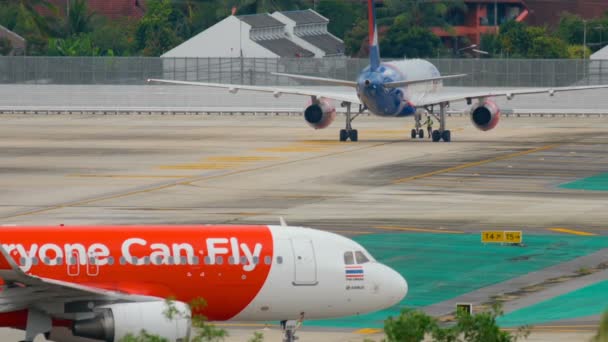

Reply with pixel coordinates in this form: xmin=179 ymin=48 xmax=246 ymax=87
xmin=469 ymin=100 xmax=500 ymax=131
xmin=303 ymin=97 xmax=336 ymax=129
xmin=72 ymin=302 xmax=191 ymax=342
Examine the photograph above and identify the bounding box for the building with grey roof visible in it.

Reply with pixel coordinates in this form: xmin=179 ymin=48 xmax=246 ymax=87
xmin=272 ymin=9 xmax=344 ymax=57
xmin=162 ymin=13 xmax=313 ymax=58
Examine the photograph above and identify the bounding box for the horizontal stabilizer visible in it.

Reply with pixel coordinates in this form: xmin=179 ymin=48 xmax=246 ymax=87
xmin=384 ymin=74 xmax=468 ymax=88
xmin=271 ymin=73 xmax=357 ymax=87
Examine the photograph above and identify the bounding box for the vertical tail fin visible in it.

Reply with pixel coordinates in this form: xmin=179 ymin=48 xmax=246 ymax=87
xmin=368 ymin=0 xmax=380 ymax=71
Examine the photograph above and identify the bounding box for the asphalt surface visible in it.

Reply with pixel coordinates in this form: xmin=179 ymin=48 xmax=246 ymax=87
xmin=0 ymin=114 xmax=607 ymax=341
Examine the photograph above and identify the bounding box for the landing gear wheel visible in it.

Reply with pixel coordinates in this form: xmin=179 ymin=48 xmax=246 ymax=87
xmin=349 ymin=129 xmax=358 ymax=142
xmin=411 ymin=129 xmax=417 ymax=139
xmin=339 ymin=129 xmax=348 ymax=142
xmin=418 ymin=129 xmax=424 ymax=139
xmin=432 ymin=130 xmax=441 ymax=142
xmin=441 ymin=130 xmax=451 ymax=142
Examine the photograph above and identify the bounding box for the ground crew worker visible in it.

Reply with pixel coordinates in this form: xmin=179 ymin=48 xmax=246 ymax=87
xmin=423 ymin=115 xmax=434 ymax=138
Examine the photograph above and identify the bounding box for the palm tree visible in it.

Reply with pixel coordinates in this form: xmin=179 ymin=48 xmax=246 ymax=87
xmin=66 ymin=0 xmax=95 ymax=35
xmin=11 ymin=0 xmax=58 ymax=37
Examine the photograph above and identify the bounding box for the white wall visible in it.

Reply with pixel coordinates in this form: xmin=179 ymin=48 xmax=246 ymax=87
xmin=162 ymin=16 xmax=277 ymax=58
xmin=271 ymin=12 xmax=325 ymax=57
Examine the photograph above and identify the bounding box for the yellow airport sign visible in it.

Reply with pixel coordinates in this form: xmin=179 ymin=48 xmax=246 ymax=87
xmin=481 ymin=230 xmax=522 ymax=244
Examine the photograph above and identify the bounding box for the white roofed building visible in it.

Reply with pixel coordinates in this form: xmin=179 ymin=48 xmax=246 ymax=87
xmin=162 ymin=13 xmax=314 ymax=58
xmin=591 ymin=45 xmax=608 ymax=60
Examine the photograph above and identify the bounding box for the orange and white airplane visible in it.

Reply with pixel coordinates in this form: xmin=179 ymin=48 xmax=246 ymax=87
xmin=0 ymin=224 xmax=407 ymax=342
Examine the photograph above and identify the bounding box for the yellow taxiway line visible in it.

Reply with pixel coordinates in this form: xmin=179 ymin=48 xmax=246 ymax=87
xmin=393 ymin=144 xmax=559 ymax=184
xmin=374 ymin=226 xmax=464 ymax=234
xmin=548 ymin=228 xmax=597 ymax=236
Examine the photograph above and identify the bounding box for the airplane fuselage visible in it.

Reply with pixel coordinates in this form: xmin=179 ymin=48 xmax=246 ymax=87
xmin=356 ymin=59 xmax=442 ymax=117
xmin=0 ymin=225 xmax=407 ymax=323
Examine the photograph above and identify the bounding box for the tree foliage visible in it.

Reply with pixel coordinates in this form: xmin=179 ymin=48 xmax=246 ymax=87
xmin=135 ymin=0 xmax=181 ymax=56
xmin=0 ymin=37 xmax=12 ymax=55
xmin=383 ymin=304 xmax=529 ymax=342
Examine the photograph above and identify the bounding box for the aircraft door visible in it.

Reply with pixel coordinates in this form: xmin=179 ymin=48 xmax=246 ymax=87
xmin=290 ymin=239 xmax=318 ymax=286
xmin=67 ymin=251 xmax=80 ymax=277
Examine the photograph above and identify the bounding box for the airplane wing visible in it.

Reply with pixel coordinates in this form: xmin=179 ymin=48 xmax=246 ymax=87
xmin=412 ymin=84 xmax=608 ymax=107
xmin=383 ymin=74 xmax=467 ymax=88
xmin=271 ymin=73 xmax=357 ymax=87
xmin=0 ymin=244 xmax=160 ymax=313
xmin=147 ymin=79 xmax=362 ymax=105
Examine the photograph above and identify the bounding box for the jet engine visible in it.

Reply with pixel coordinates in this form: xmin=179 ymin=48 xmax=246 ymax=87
xmin=304 ymin=97 xmax=336 ymax=129
xmin=469 ymin=100 xmax=500 ymax=131
xmin=72 ymin=301 xmax=191 ymax=342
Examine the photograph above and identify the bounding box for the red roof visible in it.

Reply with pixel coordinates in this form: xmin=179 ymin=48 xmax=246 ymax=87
xmin=47 ymin=0 xmax=146 ymax=19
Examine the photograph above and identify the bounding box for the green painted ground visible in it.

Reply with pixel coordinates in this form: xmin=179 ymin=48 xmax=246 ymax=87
xmin=498 ymin=280 xmax=608 ymax=327
xmin=560 ymin=173 xmax=608 ymax=191
xmin=308 ymin=233 xmax=608 ymax=329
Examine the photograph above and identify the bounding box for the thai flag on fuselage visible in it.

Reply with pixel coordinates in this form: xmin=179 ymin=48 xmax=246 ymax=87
xmin=368 ymin=0 xmax=381 ymax=71
xmin=345 ymin=265 xmax=364 ymax=280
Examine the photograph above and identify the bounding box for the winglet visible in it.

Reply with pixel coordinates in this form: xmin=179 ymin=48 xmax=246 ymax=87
xmin=279 ymin=217 xmax=288 ymax=227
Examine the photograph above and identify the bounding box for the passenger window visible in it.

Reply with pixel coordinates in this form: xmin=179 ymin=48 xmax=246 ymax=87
xmin=228 ymin=256 xmax=235 ymax=265
xmin=343 ymin=251 xmax=355 ymax=265
xmin=216 ymin=256 xmax=224 ymax=265
xmin=276 ymin=256 xmax=283 ymax=264
xmin=253 ymin=256 xmax=259 ymax=265
xmin=355 ymin=251 xmax=370 ymax=264
xmin=240 ymin=256 xmax=248 ymax=265
xmin=192 ymin=256 xmax=199 ymax=265
xmin=264 ymin=256 xmax=271 ymax=265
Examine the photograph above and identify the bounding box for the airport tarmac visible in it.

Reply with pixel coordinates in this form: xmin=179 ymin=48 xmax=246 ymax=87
xmin=1 ymin=113 xmax=607 ymax=341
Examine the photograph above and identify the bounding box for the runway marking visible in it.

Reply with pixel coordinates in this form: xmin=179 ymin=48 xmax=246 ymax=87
xmin=160 ymin=155 xmax=283 ymax=170
xmin=548 ymin=228 xmax=597 ymax=236
xmin=205 ymin=156 xmax=280 ymax=162
xmin=374 ymin=226 xmax=464 ymax=234
xmin=1 ymin=141 xmax=396 ymax=219
xmin=68 ymin=174 xmax=187 ymax=179
xmin=159 ymin=163 xmax=239 ymax=170
xmin=393 ymin=144 xmax=560 ymax=184
xmin=354 ymin=328 xmax=382 ymax=334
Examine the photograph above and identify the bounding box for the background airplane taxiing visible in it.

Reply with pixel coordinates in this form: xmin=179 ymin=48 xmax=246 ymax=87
xmin=149 ymin=0 xmax=608 ymax=143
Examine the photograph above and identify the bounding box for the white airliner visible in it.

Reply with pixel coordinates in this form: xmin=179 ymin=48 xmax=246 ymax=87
xmin=0 ymin=224 xmax=406 ymax=342
xmin=149 ymin=0 xmax=608 ymax=143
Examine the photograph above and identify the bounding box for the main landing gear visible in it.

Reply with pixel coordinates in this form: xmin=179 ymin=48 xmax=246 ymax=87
xmin=419 ymin=102 xmax=452 ymax=142
xmin=412 ymin=111 xmax=424 ymax=139
xmin=339 ymin=102 xmax=361 ymax=142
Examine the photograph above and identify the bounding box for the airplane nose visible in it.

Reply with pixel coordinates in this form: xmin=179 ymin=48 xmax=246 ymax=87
xmin=385 ymin=266 xmax=408 ymax=306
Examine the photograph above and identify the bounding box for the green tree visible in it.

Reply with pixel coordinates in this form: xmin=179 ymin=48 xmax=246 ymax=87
xmin=344 ymin=18 xmax=368 ymax=57
xmin=567 ymin=44 xmax=591 ymax=59
xmin=65 ymin=0 xmax=95 ymax=36
xmin=136 ymin=0 xmax=181 ymax=56
xmin=529 ymin=36 xmax=569 ymax=58
xmin=0 ymin=37 xmax=12 ymax=55
xmin=316 ymin=0 xmax=361 ymax=39
xmin=0 ymin=0 xmax=58 ymax=55
xmin=47 ymin=34 xmax=100 ymax=56
xmin=558 ymin=12 xmax=585 ymax=46
xmin=384 ymin=308 xmax=436 ymax=342
xmin=381 ymin=15 xmax=442 ymax=58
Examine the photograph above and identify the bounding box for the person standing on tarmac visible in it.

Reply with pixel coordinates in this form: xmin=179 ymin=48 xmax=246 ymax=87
xmin=423 ymin=115 xmax=434 ymax=139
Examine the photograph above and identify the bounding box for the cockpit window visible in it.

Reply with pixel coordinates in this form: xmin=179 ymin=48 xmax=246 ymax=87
xmin=343 ymin=251 xmax=355 ymax=265
xmin=355 ymin=251 xmax=370 ymax=264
